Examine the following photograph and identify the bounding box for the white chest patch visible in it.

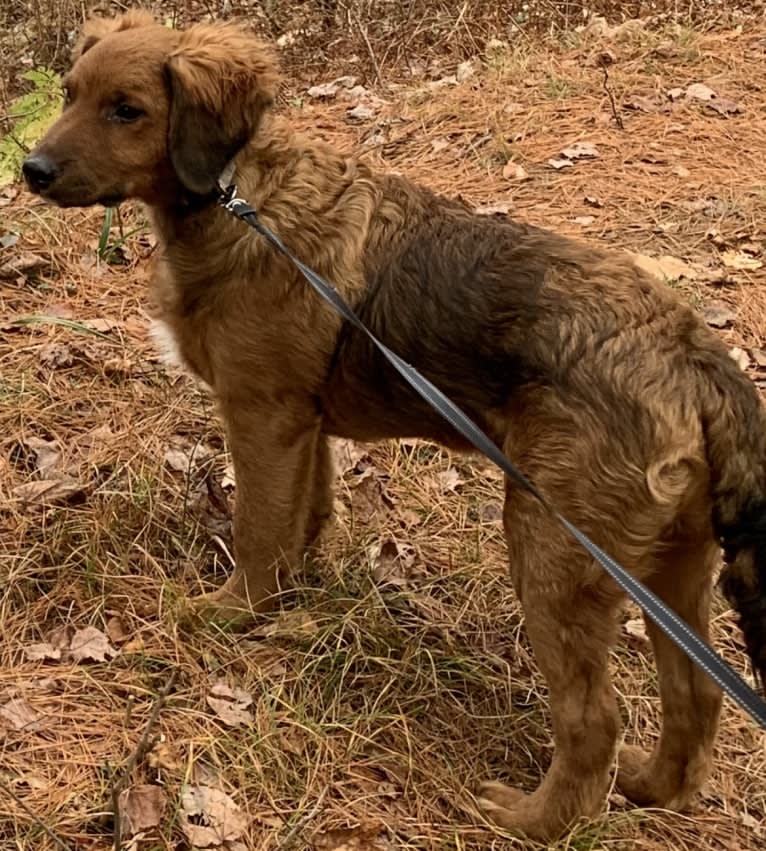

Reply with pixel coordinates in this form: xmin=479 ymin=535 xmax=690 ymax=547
xmin=149 ymin=318 xmax=185 ymax=370
xmin=149 ymin=318 xmax=214 ymax=394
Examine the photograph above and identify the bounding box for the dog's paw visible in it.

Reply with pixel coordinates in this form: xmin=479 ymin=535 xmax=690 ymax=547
xmin=617 ymin=744 xmax=701 ymax=810
xmin=477 ymin=780 xmax=526 ymax=813
xmin=178 ymin=588 xmax=258 ymax=628
xmin=616 ymin=744 xmax=662 ymax=807
xmin=476 ymin=780 xmax=562 ymax=841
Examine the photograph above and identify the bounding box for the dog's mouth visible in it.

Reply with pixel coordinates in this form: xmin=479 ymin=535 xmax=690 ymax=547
xmin=95 ymin=193 xmax=126 ymax=208
xmin=33 ymin=186 xmax=125 ymax=210
xmin=23 ymin=155 xmax=126 ymax=209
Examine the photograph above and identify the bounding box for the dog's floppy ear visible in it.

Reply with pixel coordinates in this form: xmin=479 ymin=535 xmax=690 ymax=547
xmin=73 ymin=11 xmax=156 ymax=61
xmin=165 ymin=24 xmax=280 ymax=196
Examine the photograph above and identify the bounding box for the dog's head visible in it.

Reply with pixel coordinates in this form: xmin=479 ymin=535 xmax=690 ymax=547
xmin=23 ymin=12 xmax=279 ymax=207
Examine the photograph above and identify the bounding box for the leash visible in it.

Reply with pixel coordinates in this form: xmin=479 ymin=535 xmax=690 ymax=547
xmin=217 ymin=182 xmax=766 ymax=730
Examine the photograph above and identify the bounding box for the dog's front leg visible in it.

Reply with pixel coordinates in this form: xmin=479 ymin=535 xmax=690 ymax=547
xmin=190 ymin=403 xmax=329 ymax=623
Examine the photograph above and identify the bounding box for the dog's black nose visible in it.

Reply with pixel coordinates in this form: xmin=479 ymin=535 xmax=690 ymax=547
xmin=22 ymin=153 xmax=59 ymax=193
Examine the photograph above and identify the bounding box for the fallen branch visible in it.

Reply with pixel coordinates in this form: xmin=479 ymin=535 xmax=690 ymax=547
xmin=278 ymin=787 xmax=328 ymax=850
xmin=0 ymin=777 xmax=73 ymax=851
xmin=110 ymin=670 xmax=177 ymax=851
xmin=597 ymin=52 xmax=624 ymax=130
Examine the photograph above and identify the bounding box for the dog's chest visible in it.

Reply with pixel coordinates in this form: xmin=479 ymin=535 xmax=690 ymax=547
xmin=149 ymin=317 xmax=185 ymax=371
xmin=149 ymin=317 xmax=214 ymax=392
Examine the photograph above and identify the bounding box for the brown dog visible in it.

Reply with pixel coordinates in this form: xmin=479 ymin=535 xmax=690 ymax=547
xmin=23 ymin=11 xmax=766 ymax=841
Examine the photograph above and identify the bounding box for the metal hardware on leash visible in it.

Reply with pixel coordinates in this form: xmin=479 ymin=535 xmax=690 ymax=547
xmin=217 ymin=182 xmax=766 ymax=730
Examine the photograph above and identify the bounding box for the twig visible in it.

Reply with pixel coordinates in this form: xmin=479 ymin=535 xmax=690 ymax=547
xmin=0 ymin=777 xmax=73 ymax=851
xmin=353 ymin=14 xmax=385 ymax=91
xmin=4 ymin=129 xmax=30 ymax=154
xmin=110 ymin=670 xmax=177 ymax=851
xmin=278 ymin=787 xmax=328 ymax=850
xmin=598 ymin=53 xmax=624 ymax=130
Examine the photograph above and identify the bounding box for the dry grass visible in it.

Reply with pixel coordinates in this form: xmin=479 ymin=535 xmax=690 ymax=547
xmin=2 ymin=10 xmax=766 ymax=851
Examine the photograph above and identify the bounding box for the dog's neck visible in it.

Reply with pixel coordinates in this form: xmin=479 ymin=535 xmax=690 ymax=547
xmin=147 ymin=114 xmax=380 ymax=301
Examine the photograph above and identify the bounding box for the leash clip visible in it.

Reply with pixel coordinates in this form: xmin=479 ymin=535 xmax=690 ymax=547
xmin=217 ymin=182 xmax=255 ymax=219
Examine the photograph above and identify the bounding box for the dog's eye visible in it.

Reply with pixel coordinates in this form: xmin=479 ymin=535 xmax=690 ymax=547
xmin=112 ymin=103 xmax=144 ymax=123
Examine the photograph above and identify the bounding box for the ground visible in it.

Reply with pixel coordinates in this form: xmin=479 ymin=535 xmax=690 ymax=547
xmin=1 ymin=7 xmax=765 ymax=851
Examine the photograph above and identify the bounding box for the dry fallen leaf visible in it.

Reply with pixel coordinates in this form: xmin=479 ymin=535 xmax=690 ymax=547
xmin=631 ymin=253 xmax=697 ymax=283
xmin=0 ymin=697 xmax=42 ymax=731
xmin=23 ymin=642 xmax=62 ymax=662
xmin=729 ymin=347 xmax=751 ymax=372
xmin=257 ymin=609 xmax=320 ymax=639
xmin=436 ymin=467 xmax=462 ymax=493
xmin=573 ymin=215 xmax=595 ymax=226
xmin=313 ymin=825 xmax=392 ymax=851
xmin=68 ymin=626 xmax=118 ymax=663
xmin=370 ymin=539 xmax=415 ymax=587
xmin=739 ymin=238 xmax=762 ymax=254
xmin=680 ymin=83 xmax=742 ymax=117
xmin=331 ymin=438 xmax=370 ymax=477
xmin=456 ymin=59 xmax=475 ymax=82
xmin=475 ymin=201 xmax=513 ymax=215
xmin=751 ymin=349 xmax=766 ymax=368
xmin=39 ymin=342 xmax=76 ymax=368
xmin=341 ymin=85 xmax=373 ymax=103
xmin=307 ymin=76 xmax=357 ymax=99
xmin=346 ymin=104 xmax=374 ymax=122
xmin=739 ymin=811 xmax=762 ymax=833
xmin=16 ymin=772 xmax=48 ymax=791
xmin=684 ymin=82 xmax=717 ymax=101
xmin=118 ymin=785 xmax=167 ymax=838
xmin=622 ymin=95 xmax=662 ymax=113
xmin=622 ymin=95 xmax=670 ymax=113
xmin=706 ymin=227 xmax=727 ymax=249
xmin=206 ymin=682 xmax=254 ymax=728
xmin=307 ymin=81 xmax=341 ymax=98
xmin=148 ymin=739 xmax=182 ymax=772
xmin=479 ymin=502 xmax=504 ymax=524
xmin=221 ymin=461 xmax=236 ymax=490
xmin=80 ymin=317 xmax=118 ymax=333
xmin=191 ymin=476 xmax=232 ymax=542
xmin=11 ymin=477 xmax=88 ymax=509
xmin=164 ymin=438 xmax=214 ymax=473
xmin=672 ymin=164 xmax=690 ymax=178
xmin=397 ymin=507 xmax=422 ymax=527
xmin=705 ymin=97 xmax=742 ymax=117
xmin=180 ymin=785 xmax=248 ymax=848
xmin=0 ymin=252 xmax=47 ymax=278
xmin=106 ymin=615 xmax=131 ymax=645
xmin=47 ymin=625 xmax=74 ymax=652
xmin=547 ymin=157 xmax=573 ymax=170
xmin=721 ymin=250 xmax=763 ymax=272
xmin=504 ymin=101 xmax=526 ymax=115
xmin=427 ymin=74 xmax=458 ymax=90
xmin=502 ymin=161 xmax=528 ymax=181
xmin=350 ymin=474 xmax=391 ymax=523
xmin=24 ymin=436 xmax=62 ymax=476
xmin=560 ymin=141 xmax=600 ymax=160
xmin=702 ymin=301 xmax=736 ymax=329
xmin=623 ymin=618 xmax=649 ymax=643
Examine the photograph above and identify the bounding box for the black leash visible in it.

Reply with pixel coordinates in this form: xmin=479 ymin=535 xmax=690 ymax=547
xmin=218 ymin=184 xmax=766 ymax=730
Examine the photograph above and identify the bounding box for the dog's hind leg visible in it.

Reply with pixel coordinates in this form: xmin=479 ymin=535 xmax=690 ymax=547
xmin=618 ymin=533 xmax=722 ymax=810
xmin=478 ymin=485 xmax=624 ymax=841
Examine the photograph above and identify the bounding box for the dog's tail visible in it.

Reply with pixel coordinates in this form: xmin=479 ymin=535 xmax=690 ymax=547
xmin=698 ymin=343 xmax=766 ymax=685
